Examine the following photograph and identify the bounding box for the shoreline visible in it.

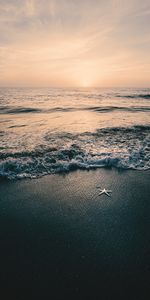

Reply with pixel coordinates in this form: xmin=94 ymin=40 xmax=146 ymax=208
xmin=0 ymin=169 xmax=150 ymax=299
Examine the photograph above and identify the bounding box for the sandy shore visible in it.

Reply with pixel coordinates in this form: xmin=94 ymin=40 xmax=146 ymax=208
xmin=0 ymin=169 xmax=150 ymax=299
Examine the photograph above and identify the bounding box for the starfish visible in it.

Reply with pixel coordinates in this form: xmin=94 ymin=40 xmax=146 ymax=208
xmin=98 ymin=188 xmax=112 ymax=197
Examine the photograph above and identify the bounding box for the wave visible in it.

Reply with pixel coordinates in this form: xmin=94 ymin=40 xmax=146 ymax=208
xmin=0 ymin=106 xmax=42 ymax=114
xmin=47 ymin=106 xmax=150 ymax=113
xmin=1 ymin=105 xmax=150 ymax=115
xmin=116 ymin=94 xmax=150 ymax=99
xmin=87 ymin=106 xmax=150 ymax=113
xmin=0 ymin=125 xmax=150 ymax=179
xmin=8 ymin=124 xmax=27 ymax=128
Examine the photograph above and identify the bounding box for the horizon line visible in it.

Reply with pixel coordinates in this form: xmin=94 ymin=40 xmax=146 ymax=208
xmin=0 ymin=85 xmax=150 ymax=89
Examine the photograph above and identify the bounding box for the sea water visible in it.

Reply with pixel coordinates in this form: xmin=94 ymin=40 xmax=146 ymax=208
xmin=0 ymin=87 xmax=150 ymax=179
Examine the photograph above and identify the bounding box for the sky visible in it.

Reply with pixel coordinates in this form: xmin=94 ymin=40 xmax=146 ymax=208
xmin=0 ymin=0 xmax=150 ymax=87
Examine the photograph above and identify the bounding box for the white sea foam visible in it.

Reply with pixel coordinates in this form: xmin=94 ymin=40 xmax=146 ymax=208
xmin=0 ymin=126 xmax=150 ymax=179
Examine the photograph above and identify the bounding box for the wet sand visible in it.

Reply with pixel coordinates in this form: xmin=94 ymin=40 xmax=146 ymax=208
xmin=0 ymin=169 xmax=150 ymax=299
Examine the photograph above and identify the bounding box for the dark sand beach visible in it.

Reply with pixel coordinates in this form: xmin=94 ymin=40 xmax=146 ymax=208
xmin=0 ymin=169 xmax=150 ymax=299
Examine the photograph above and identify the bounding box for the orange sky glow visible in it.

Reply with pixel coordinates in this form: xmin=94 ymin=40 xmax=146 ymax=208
xmin=0 ymin=0 xmax=150 ymax=87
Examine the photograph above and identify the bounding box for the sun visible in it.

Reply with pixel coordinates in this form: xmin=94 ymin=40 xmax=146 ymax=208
xmin=74 ymin=67 xmax=96 ymax=88
xmin=82 ymin=80 xmax=89 ymax=88
xmin=80 ymin=79 xmax=92 ymax=88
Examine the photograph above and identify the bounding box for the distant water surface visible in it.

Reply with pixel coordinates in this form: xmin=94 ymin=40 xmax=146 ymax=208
xmin=0 ymin=87 xmax=150 ymax=179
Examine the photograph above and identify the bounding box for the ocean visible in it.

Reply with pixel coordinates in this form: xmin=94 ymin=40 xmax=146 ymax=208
xmin=0 ymin=87 xmax=150 ymax=179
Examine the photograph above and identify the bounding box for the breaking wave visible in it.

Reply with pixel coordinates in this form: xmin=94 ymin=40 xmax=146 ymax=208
xmin=0 ymin=125 xmax=150 ymax=179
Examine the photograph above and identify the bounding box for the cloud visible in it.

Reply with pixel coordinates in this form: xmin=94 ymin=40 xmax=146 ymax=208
xmin=0 ymin=0 xmax=150 ymax=86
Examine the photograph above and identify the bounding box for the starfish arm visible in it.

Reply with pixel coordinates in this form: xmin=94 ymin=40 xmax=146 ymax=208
xmin=105 ymin=192 xmax=111 ymax=196
xmin=99 ymin=191 xmax=104 ymax=195
xmin=107 ymin=190 xmax=112 ymax=193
